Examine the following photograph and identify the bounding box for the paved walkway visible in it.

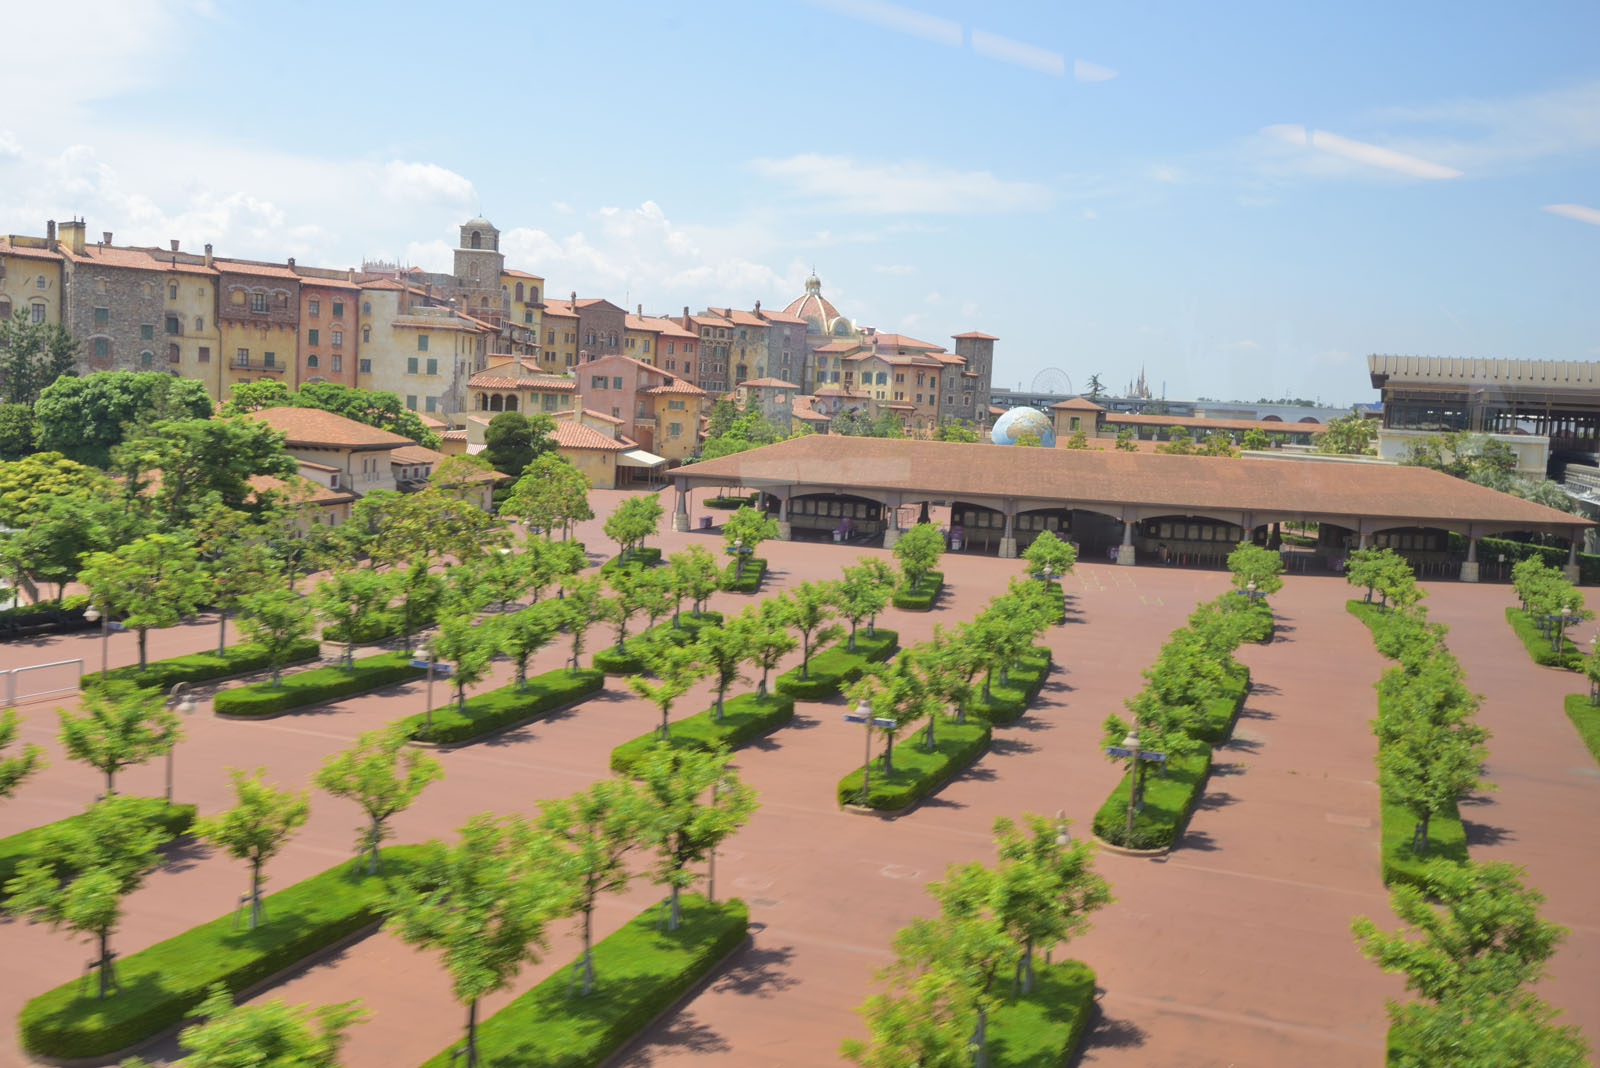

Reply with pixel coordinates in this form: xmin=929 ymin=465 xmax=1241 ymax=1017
xmin=0 ymin=490 xmax=1593 ymax=1067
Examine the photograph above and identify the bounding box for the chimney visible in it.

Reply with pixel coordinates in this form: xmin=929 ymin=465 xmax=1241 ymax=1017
xmin=102 ymin=232 xmax=112 ymax=246
xmin=570 ymin=290 xmax=576 ymax=306
xmin=169 ymin=239 xmax=179 ymax=252
xmin=203 ymin=243 xmax=213 ymax=268
xmin=287 ymin=257 xmax=295 ymax=269
xmin=46 ymin=220 xmax=56 ymax=242
xmin=754 ymin=299 xmax=762 ymax=318
xmin=682 ymin=305 xmax=690 ymax=327
xmin=59 ymin=220 xmax=86 ymax=255
xmin=637 ymin=303 xmax=642 ymax=316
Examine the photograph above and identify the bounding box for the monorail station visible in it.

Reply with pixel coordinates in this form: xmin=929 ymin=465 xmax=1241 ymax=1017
xmin=669 ymin=435 xmax=1591 ymax=581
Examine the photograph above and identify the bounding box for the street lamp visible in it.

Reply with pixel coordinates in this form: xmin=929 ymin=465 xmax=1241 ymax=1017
xmin=412 ymin=639 xmax=441 ymax=738
xmin=1054 ymin=808 xmax=1071 ymax=848
xmin=83 ymin=602 xmax=110 ymax=680
xmin=842 ymin=700 xmax=897 ymax=806
xmin=1121 ymin=729 xmax=1141 ymax=841
xmin=164 ymin=682 xmax=196 ymax=803
xmin=1554 ymin=604 xmax=1575 ymax=654
xmin=1498 ymin=553 xmax=1507 ymax=581
xmin=725 ymin=536 xmax=753 ymax=580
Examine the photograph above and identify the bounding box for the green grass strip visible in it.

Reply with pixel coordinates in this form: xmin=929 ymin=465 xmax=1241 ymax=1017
xmin=890 ymin=570 xmax=944 ymax=610
xmin=1379 ymin=795 xmax=1469 ymax=891
xmin=600 ymin=546 xmax=664 ymax=573
xmin=1562 ymin=693 xmax=1600 ymax=767
xmin=968 ymin=646 xmax=1053 ymax=725
xmin=0 ymin=799 xmax=194 ymax=907
xmin=396 ymin=668 xmax=604 ymax=745
xmin=836 ymin=716 xmax=991 ymax=811
xmin=591 ymin=611 xmax=724 ymax=675
xmin=720 ymin=556 xmax=767 ymax=593
xmin=1092 ymin=748 xmax=1212 ymax=851
xmin=87 ymin=638 xmax=321 ymax=692
xmin=416 ymin=894 xmax=748 ymax=1068
xmin=1189 ymin=665 xmax=1250 ymax=745
xmin=775 ymin=629 xmax=898 ymax=700
xmin=989 ymin=959 xmax=1098 ymax=1068
xmin=19 ymin=846 xmax=426 ymax=1059
xmin=610 ymin=692 xmax=795 ymax=774
xmin=213 ymin=650 xmax=425 ymax=717
xmin=1504 ymin=606 xmax=1584 ymax=670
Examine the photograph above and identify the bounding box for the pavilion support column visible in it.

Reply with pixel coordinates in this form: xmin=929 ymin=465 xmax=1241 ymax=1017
xmin=1461 ymin=535 xmax=1480 ymax=583
xmin=1118 ymin=519 xmax=1138 ymax=566
xmin=1358 ymin=531 xmax=1371 ymax=550
xmin=882 ymin=504 xmax=902 ymax=551
xmin=998 ymin=511 xmax=1018 ymax=559
xmin=776 ymin=496 xmax=792 ymax=541
xmin=918 ymin=501 xmax=931 ymax=525
xmin=1566 ymin=534 xmax=1581 ymax=583
xmin=671 ymin=484 xmax=690 ymax=532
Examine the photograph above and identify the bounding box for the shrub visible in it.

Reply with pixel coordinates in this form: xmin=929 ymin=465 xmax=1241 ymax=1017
xmin=0 ymin=799 xmax=194 ymax=906
xmin=1504 ymin=606 xmax=1584 ymax=670
xmin=836 ymin=717 xmax=990 ymax=811
xmin=890 ymin=570 xmax=943 ymax=611
xmin=0 ymin=595 xmax=93 ymax=639
xmin=720 ymin=556 xmax=767 ymax=594
xmin=600 ymin=546 xmax=663 ymax=573
xmin=775 ymin=629 xmax=898 ymax=700
xmin=1188 ymin=664 xmax=1250 ymax=745
xmin=705 ymin=494 xmax=757 ymax=510
xmin=1239 ymin=601 xmax=1274 ymax=643
xmin=1092 ymin=748 xmax=1212 ymax=850
xmin=988 ymin=959 xmax=1097 ymax=1068
xmin=87 ymin=638 xmax=321 ymax=692
xmin=213 ymin=651 xmax=426 ymax=717
xmin=18 ymin=847 xmax=425 ymax=1059
xmin=416 ymin=895 xmax=748 ymax=1068
xmin=322 ymin=607 xmax=437 ymax=645
xmin=610 ymin=692 xmax=795 ymax=774
xmin=591 ymin=611 xmax=723 ymax=675
xmin=395 ymin=668 xmax=604 ymax=745
xmin=1379 ymin=795 xmax=1469 ymax=891
xmin=968 ymin=646 xmax=1052 ymax=725
xmin=1562 ymin=693 xmax=1600 ymax=768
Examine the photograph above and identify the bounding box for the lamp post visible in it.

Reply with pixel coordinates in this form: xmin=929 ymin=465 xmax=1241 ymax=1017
xmin=1031 ymin=564 xmax=1061 ymax=622
xmin=1554 ymin=604 xmax=1574 ymax=654
xmin=1122 ymin=729 xmax=1141 ymax=841
xmin=1498 ymin=553 xmax=1507 ymax=582
xmin=413 ymin=639 xmax=439 ymax=738
xmin=707 ymin=774 xmax=728 ymax=902
xmin=164 ymin=682 xmax=196 ymax=803
xmin=83 ymin=602 xmax=109 ymax=680
xmin=842 ymin=701 xmax=897 ymax=806
xmin=725 ymin=536 xmax=753 ymax=580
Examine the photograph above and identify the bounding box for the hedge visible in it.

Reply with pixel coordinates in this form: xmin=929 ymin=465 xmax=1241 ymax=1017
xmin=1189 ymin=664 xmax=1250 ymax=745
xmin=968 ymin=646 xmax=1053 ymax=725
xmin=610 ymin=692 xmax=795 ymax=774
xmin=0 ymin=799 xmax=195 ymax=906
xmin=775 ymin=629 xmax=898 ymax=700
xmin=600 ymin=546 xmax=663 ymax=573
xmin=720 ymin=556 xmax=767 ymax=594
xmin=1504 ymin=606 xmax=1583 ymax=670
xmin=416 ymin=894 xmax=747 ymax=1068
xmin=1562 ymin=693 xmax=1600 ymax=768
xmin=396 ymin=667 xmax=604 ymax=745
xmin=1239 ymin=600 xmax=1274 ymax=643
xmin=18 ymin=846 xmax=426 ymax=1060
xmin=1379 ymin=795 xmax=1469 ymax=891
xmin=87 ymin=638 xmax=322 ymax=692
xmin=1092 ymin=747 xmax=1212 ymax=850
xmin=987 ymin=959 xmax=1098 ymax=1068
xmin=322 ymin=607 xmax=437 ymax=645
xmin=836 ymin=717 xmax=991 ymax=811
xmin=0 ymin=595 xmax=93 ymax=639
xmin=213 ymin=651 xmax=426 ymax=717
xmin=591 ymin=611 xmax=723 ymax=675
xmin=891 ymin=571 xmax=943 ymax=611
xmin=1452 ymin=533 xmax=1600 ymax=586
xmin=704 ymin=493 xmax=758 ymax=509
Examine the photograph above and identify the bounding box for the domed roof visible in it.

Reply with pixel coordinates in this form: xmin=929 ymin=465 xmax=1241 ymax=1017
xmin=783 ymin=274 xmax=842 ymax=331
xmin=463 ymin=216 xmax=495 ymax=229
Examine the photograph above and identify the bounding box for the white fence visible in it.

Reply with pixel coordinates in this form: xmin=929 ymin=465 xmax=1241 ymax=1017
xmin=1 ymin=658 xmax=84 ymax=705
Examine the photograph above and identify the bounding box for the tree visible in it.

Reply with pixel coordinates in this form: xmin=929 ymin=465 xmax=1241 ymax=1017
xmin=385 ymin=814 xmax=567 ymax=1068
xmin=989 ymin=813 xmax=1112 ymax=994
xmin=114 ymin=416 xmax=297 ymax=526
xmin=787 ymin=581 xmax=842 ymax=679
xmin=701 ymin=409 xmax=784 ymax=459
xmin=634 ymin=565 xmax=676 ymax=631
xmin=499 ymin=603 xmax=559 ymax=691
xmin=1226 ymin=541 xmax=1285 ymax=596
xmin=0 ymin=708 xmax=46 ymax=800
xmin=1154 ymin=426 xmax=1194 ymax=455
xmin=604 ymin=494 xmax=663 ymax=564
xmin=1011 ymin=427 xmax=1043 ymax=448
xmin=392 ymin=561 xmax=445 ymax=650
xmin=196 ymin=767 xmax=310 ymax=930
xmin=636 ymin=745 xmax=756 ymax=929
xmin=870 ymin=409 xmax=908 ymax=439
xmin=837 ymin=559 xmax=891 ymax=651
xmin=79 ymin=532 xmax=209 ymax=669
xmin=849 ymin=656 xmax=933 ymax=768
xmin=1021 ymin=529 xmax=1076 ymax=579
xmin=167 ymin=984 xmax=365 ymax=1068
xmin=932 ymin=418 xmax=979 ymax=443
xmin=480 ymin=410 xmax=555 ymax=481
xmin=314 ymin=568 xmax=394 ymax=668
xmin=191 ymin=502 xmax=277 ymax=655
xmin=559 ymin=575 xmax=604 ymax=672
xmin=830 ymin=407 xmax=875 ymax=437
xmin=502 ymin=453 xmax=592 ymax=537
xmin=1063 ymin=428 xmax=1089 ymax=449
xmin=628 ymin=643 xmax=705 ymax=741
xmin=1241 ymin=427 xmax=1271 ymax=451
xmin=1379 ymin=708 xmax=1491 ymax=855
xmin=0 ymin=402 xmax=38 ymax=460
xmin=671 ymin=544 xmax=721 ymax=616
xmin=739 ymin=598 xmax=797 ymax=697
xmin=57 ymin=683 xmax=178 ymax=796
xmin=285 ymin=381 xmax=441 ymax=448
xmin=2 ymin=796 xmax=165 ymax=998
xmin=0 ymin=310 xmax=78 ymax=407
xmin=602 ymin=567 xmax=649 ymax=653
xmin=2 ymin=490 xmax=122 ymax=600
xmin=35 ymin=370 xmax=213 ymax=467
xmin=431 ymin=610 xmax=501 ymax=713
xmin=315 ymin=725 xmax=444 ymax=875
xmin=468 ymin=548 xmax=533 ymax=613
xmin=539 ymin=779 xmax=646 ymax=995
xmin=217 ymin=379 xmax=293 ymax=415
xmin=695 ymin=620 xmax=753 ymax=721
xmin=524 ymin=536 xmax=587 ymax=603
xmin=1114 ymin=426 xmax=1137 ymax=451
xmin=706 ymin=396 xmax=739 ymax=440
xmin=0 ymin=450 xmax=116 ymax=527
xmin=920 ymin=623 xmax=985 ymax=726
xmin=722 ymin=504 xmax=779 ymax=579
xmin=893 ymin=522 xmax=944 ymax=594
xmin=1316 ymin=406 xmax=1378 ymax=455
xmin=236 ymin=588 xmax=316 ymax=688
xmin=1085 ymin=375 xmax=1105 ymax=399
xmin=1200 ymin=429 xmax=1238 ymax=457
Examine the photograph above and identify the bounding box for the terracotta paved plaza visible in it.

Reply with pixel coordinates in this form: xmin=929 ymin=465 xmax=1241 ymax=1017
xmin=2 ymin=488 xmax=1596 ymax=1066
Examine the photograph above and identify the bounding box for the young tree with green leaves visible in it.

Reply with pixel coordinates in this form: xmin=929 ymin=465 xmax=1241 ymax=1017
xmin=386 ymin=814 xmax=568 ymax=1067
xmin=191 ymin=503 xmax=277 ymax=655
xmin=196 ymin=767 xmax=311 ymax=929
xmin=114 ymin=416 xmax=298 ymax=527
xmin=787 ymin=581 xmax=842 ymax=679
xmin=159 ymin=984 xmax=366 ymax=1068
xmin=933 ymin=418 xmax=979 ymax=443
xmin=79 ymin=532 xmax=209 ymax=670
xmin=236 ymin=588 xmax=316 ymax=688
xmin=1062 ymin=428 xmax=1090 ymax=449
xmin=2 ymin=796 xmax=165 ymax=999
xmin=480 ymin=410 xmax=556 ymax=481
xmin=392 ymin=561 xmax=445 ymax=650
xmin=1021 ymin=528 xmax=1076 ymax=579
xmin=0 ymin=708 xmax=46 ymax=800
xmin=1114 ymin=425 xmax=1137 ymax=451
xmin=893 ymin=522 xmax=944 ymax=593
xmin=35 ymin=369 xmax=212 ymax=468
xmin=1380 ymin=705 xmax=1492 ymax=856
xmin=57 ymin=683 xmax=179 ymax=796
xmin=430 ymin=610 xmax=501 ymax=714
xmin=1226 ymin=540 xmax=1285 ymax=597
xmin=604 ymin=493 xmax=665 ymax=563
xmin=1155 ymin=425 xmax=1194 ymax=454
xmin=314 ymin=568 xmax=394 ymax=669
xmin=741 ymin=598 xmax=797 ymax=697
xmin=315 ymin=725 xmax=444 ymax=875
xmin=559 ymin=575 xmax=604 ymax=673
xmin=918 ymin=623 xmax=984 ymax=726
xmin=849 ymin=656 xmax=933 ymax=767
xmin=837 ymin=560 xmax=891 ymax=651
xmin=989 ymin=813 xmax=1112 ymax=994
xmin=499 ymin=604 xmax=559 ymax=692
xmin=634 ymin=565 xmax=676 ymax=631
xmin=721 ymin=504 xmax=779 ymax=580
xmin=0 ymin=310 xmax=78 ymax=407
xmin=671 ymin=544 xmax=722 ymax=616
xmin=539 ymin=778 xmax=647 ymax=995
xmin=524 ymin=536 xmax=587 ymax=603
xmin=1315 ymin=406 xmax=1378 ymax=455
xmin=603 ymin=567 xmax=649 ymax=654
xmin=503 ymin=453 xmax=593 ymax=538
xmin=1241 ymin=427 xmax=1271 ymax=451
xmin=636 ymin=744 xmax=757 ymax=930
xmin=628 ymin=643 xmax=705 ymax=741
xmin=695 ymin=619 xmax=753 ymax=721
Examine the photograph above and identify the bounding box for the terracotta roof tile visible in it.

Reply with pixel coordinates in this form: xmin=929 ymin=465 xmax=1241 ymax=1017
xmin=440 ymin=429 xmax=467 ymax=441
xmin=214 ymin=259 xmax=301 ymax=280
xmin=360 ymin=278 xmax=405 ymax=291
xmin=0 ymin=237 xmax=63 ymax=262
xmin=813 ymin=341 xmax=860 ymax=354
xmin=871 ymin=332 xmax=942 ymax=350
xmin=243 ymin=407 xmax=413 ymax=449
xmin=554 ymin=421 xmax=628 ymax=451
xmin=247 ymin=474 xmax=357 ymax=506
xmin=643 ymin=380 xmax=707 ymax=396
xmin=1050 ymin=397 xmax=1106 ymax=411
xmin=738 ymin=377 xmax=801 ymax=389
xmin=952 ymin=331 xmax=999 ymax=340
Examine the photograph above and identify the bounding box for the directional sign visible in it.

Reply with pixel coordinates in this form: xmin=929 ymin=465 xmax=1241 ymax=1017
xmin=1104 ymin=747 xmax=1166 ymax=762
xmin=843 ymin=713 xmax=897 ymax=728
xmin=410 ymin=659 xmax=453 ymax=676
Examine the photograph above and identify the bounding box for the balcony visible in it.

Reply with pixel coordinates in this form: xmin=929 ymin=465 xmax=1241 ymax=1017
xmin=231 ymin=359 xmax=286 ymax=373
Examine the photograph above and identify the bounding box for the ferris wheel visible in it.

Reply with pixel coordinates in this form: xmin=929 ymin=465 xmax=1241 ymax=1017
xmin=1030 ymin=367 xmax=1073 ymax=396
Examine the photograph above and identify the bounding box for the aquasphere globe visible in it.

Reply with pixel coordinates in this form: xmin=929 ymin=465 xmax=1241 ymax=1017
xmin=990 ymin=407 xmax=1055 ymax=447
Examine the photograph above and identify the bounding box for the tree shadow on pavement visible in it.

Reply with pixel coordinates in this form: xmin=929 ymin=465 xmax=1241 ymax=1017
xmin=620 ymin=1012 xmax=731 ymax=1063
xmin=1463 ymin=820 xmax=1516 ymax=847
xmin=1247 ymin=681 xmax=1283 ymax=697
xmin=1073 ymin=1003 xmax=1148 ymax=1063
xmin=1176 ymin=828 xmax=1219 ymax=851
xmin=711 ymin=942 xmax=800 ymax=998
xmin=1195 ymin=791 xmax=1237 ymax=811
xmin=989 ymin=735 xmax=1040 ymax=756
xmin=157 ymin=837 xmax=214 ymax=875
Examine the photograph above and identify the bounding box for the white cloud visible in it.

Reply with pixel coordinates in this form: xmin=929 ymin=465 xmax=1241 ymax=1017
xmin=1370 ymin=81 xmax=1600 ymax=171
xmin=1260 ymin=123 xmax=1462 ymax=180
xmin=1543 ymin=203 xmax=1600 ymax=227
xmin=971 ymin=29 xmax=1065 ymax=76
xmin=1081 ymin=208 xmax=1098 ymax=220
xmin=873 ymin=264 xmax=916 ymax=275
xmin=0 ymin=131 xmax=20 ymax=161
xmin=1222 ymin=339 xmax=1261 ymax=352
xmin=750 ymin=154 xmax=1052 ymax=214
xmin=551 ymin=201 xmax=574 ymax=215
xmin=923 ymin=291 xmax=944 ymax=305
xmin=1149 ymin=165 xmax=1186 ymax=183
xmin=805 ymin=0 xmax=961 ymax=47
xmin=380 ymin=162 xmax=475 ymax=205
xmin=1073 ymin=59 xmax=1118 ymax=83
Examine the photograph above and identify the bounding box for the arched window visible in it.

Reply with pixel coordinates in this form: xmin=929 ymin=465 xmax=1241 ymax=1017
xmin=608 ymin=332 xmax=618 ymax=347
xmin=515 ymin=282 xmax=524 ymax=302
xmin=0 ymin=297 xmax=10 ymax=318
xmin=489 ymin=394 xmax=504 ymax=411
xmin=167 ymin=343 xmax=180 ymax=364
xmin=139 ymin=350 xmax=154 ymax=366
xmin=471 ymin=230 xmax=482 ymax=249
xmin=477 ymin=393 xmax=487 ymax=410
xmin=306 ymin=354 xmax=319 ymax=368
xmin=529 ymin=287 xmax=538 ymax=302
xmin=505 ymin=395 xmax=518 ymax=411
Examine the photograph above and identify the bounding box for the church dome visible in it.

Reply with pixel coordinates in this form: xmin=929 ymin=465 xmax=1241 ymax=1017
xmin=783 ymin=273 xmax=843 ymax=333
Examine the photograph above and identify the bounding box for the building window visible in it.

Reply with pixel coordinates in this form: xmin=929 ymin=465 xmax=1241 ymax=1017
xmin=308 ymin=328 xmax=319 ymax=345
xmin=425 ymin=396 xmax=438 ymax=412
xmin=362 ymin=326 xmax=371 ymax=343
xmin=36 ymin=275 xmax=47 ymax=290
xmin=330 ymin=354 xmax=342 ymax=372
xmin=195 ymin=316 xmax=204 ymax=331
xmin=198 ymin=346 xmax=210 ymax=363
xmin=331 ymin=329 xmax=342 ymax=347
xmin=93 ymin=338 xmax=110 ymax=357
xmin=168 ymin=283 xmax=177 ymax=299
xmin=669 ymin=422 xmax=682 ymax=436
xmin=417 ymin=335 xmax=429 ymax=351
xmin=139 ymin=351 xmax=153 ymax=366
xmin=407 ymin=357 xmax=419 ymax=374
xmin=612 ymin=376 xmax=622 ymax=389
xmin=547 ymin=329 xmax=555 ymax=344
xmin=406 ymin=395 xmax=417 ymax=410
xmin=236 ymin=348 xmax=250 ymax=366
xmin=94 ymin=306 xmax=109 ymax=325
xmin=307 ymin=355 xmax=320 ymax=369
xmin=168 ymin=343 xmax=180 ymax=364
xmin=514 ymin=282 xmax=524 ymax=301
xmin=140 ymin=324 xmax=154 ymax=340
xmin=251 ymin=292 xmax=267 ymax=313
xmin=643 ymin=340 xmax=651 ymax=353
xmin=591 ymin=375 xmax=606 ymax=390
xmin=31 ymin=303 xmax=46 ymax=323
xmin=264 ymin=352 xmax=277 ymax=368
xmin=0 ymin=297 xmax=10 ymax=318
xmin=362 ymin=301 xmax=371 ymax=315
xmin=524 ymin=309 xmax=533 ymax=324
xmin=359 ymin=358 xmax=372 ymax=374
xmin=308 ymin=299 xmax=320 ymax=316
xmin=543 ymin=394 xmax=558 ymax=411
xmin=425 ymin=358 xmax=437 ymax=376
xmin=332 ymin=301 xmax=343 ymax=317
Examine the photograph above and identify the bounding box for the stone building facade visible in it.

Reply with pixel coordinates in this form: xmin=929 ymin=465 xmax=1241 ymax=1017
xmin=57 ymin=221 xmax=169 ymax=374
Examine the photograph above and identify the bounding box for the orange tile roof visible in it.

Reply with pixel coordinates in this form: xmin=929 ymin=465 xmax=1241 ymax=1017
xmin=643 ymin=380 xmax=707 ymax=396
xmin=707 ymin=307 xmax=767 ymax=327
xmin=542 ymin=300 xmax=579 ymax=318
xmin=440 ymin=429 xmax=467 ymax=441
xmin=871 ymin=332 xmax=942 ymax=350
xmin=554 ymin=421 xmax=628 ymax=451
xmin=243 ymin=407 xmax=413 ymax=450
xmin=1050 ymin=397 xmax=1106 ymax=411
xmin=296 ymin=275 xmax=360 ymax=291
xmin=247 ymin=474 xmax=358 ymax=506
xmin=755 ymin=308 xmax=808 ymax=325
xmin=418 ymin=413 xmax=447 ymax=429
xmin=214 ymin=258 xmax=302 ymax=280
xmin=577 ymin=408 xmax=624 ymax=425
xmin=391 ymin=444 xmax=506 ymax=481
xmin=739 ymin=377 xmax=802 ymax=389
xmin=360 ymin=278 xmax=405 ymax=291
xmin=624 ymin=315 xmax=664 ymax=332
xmin=651 ymin=318 xmax=697 ymax=339
xmin=0 ymin=237 xmax=63 ymax=262
xmin=813 ymin=341 xmax=860 ymax=354
xmin=952 ymin=331 xmax=999 ymax=340
xmin=502 ymin=268 xmax=543 ymax=279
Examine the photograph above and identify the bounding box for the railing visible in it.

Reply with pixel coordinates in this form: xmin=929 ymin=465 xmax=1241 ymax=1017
xmin=1 ymin=658 xmax=84 ymax=705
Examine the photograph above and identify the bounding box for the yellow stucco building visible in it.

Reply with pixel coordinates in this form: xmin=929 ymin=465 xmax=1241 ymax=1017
xmin=0 ymin=235 xmax=64 ymax=328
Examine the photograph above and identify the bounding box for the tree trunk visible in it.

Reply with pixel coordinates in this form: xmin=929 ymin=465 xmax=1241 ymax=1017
xmin=105 ymin=768 xmax=115 ymax=797
xmin=668 ymin=883 xmax=682 ymax=931
xmin=367 ymin=816 xmax=382 ymax=875
xmin=516 ymin=661 xmax=527 ymax=692
xmin=758 ymin=667 xmax=769 ymax=697
xmin=97 ymin=930 xmax=113 ymax=999
xmin=848 ymin=620 xmax=857 ymax=651
xmin=971 ymin=1006 xmax=990 ymax=1068
xmin=882 ymin=733 xmax=895 ymax=775
xmin=660 ymin=707 xmax=670 ymax=741
xmin=800 ymin=635 xmax=811 ymax=679
xmin=271 ymin=663 xmax=282 ymax=688
xmin=982 ymin=670 xmax=992 ymax=701
xmin=249 ymin=865 xmax=263 ymax=929
xmin=463 ymin=999 xmax=479 ymax=1068
xmin=217 ymin=610 xmax=227 ymax=656
xmin=922 ymin=715 xmax=936 ymax=751
xmin=457 ymin=682 xmax=468 ymax=713
xmin=714 ymin=689 xmax=725 ymax=721
xmin=572 ymin=908 xmax=596 ymax=996
xmin=138 ymin=626 xmax=148 ymax=670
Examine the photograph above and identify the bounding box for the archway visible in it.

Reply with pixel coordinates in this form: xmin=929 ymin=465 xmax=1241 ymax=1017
xmin=1135 ymin=514 xmax=1250 ymax=569
xmin=949 ymin=501 xmax=1006 ymax=555
xmin=505 ymin=395 xmax=519 ymax=411
xmin=785 ymin=492 xmax=888 ymax=545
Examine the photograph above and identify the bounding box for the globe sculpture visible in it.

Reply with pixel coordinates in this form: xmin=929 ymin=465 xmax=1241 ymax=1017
xmin=990 ymin=406 xmax=1056 ymax=447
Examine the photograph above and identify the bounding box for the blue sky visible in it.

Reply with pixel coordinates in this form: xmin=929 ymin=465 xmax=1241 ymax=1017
xmin=4 ymin=0 xmax=1597 ymax=405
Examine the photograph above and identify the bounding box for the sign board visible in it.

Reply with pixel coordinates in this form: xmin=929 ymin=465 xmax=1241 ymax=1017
xmin=410 ymin=659 xmax=453 ymax=676
xmin=1104 ymin=747 xmax=1166 ymax=762
xmin=843 ymin=713 xmax=898 ymax=728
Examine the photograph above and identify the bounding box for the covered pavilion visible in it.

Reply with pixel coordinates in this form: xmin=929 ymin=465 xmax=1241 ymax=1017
xmin=669 ymin=436 xmax=1591 ymax=581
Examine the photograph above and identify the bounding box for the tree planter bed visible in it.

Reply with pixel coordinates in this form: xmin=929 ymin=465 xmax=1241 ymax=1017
xmin=213 ymin=651 xmax=426 ymax=718
xmin=1504 ymin=606 xmax=1583 ymax=670
xmin=890 ymin=571 xmax=943 ymax=610
xmin=720 ymin=557 xmax=767 ymax=593
xmin=1189 ymin=666 xmax=1250 ymax=745
xmin=968 ymin=646 xmax=1053 ymax=725
xmin=86 ymin=639 xmax=321 ymax=692
xmin=1561 ymin=693 xmax=1600 ymax=767
xmin=591 ymin=611 xmax=723 ymax=675
xmin=600 ymin=546 xmax=663 ymax=573
xmin=1091 ymin=748 xmax=1212 ymax=851
xmin=987 ymin=959 xmax=1098 ymax=1068
xmin=836 ymin=717 xmax=991 ymax=813
xmin=774 ymin=629 xmax=898 ymax=700
xmin=397 ymin=668 xmax=604 ymax=746
xmin=0 ymin=800 xmax=194 ymax=908
xmin=322 ymin=608 xmax=437 ymax=646
xmin=609 ymin=692 xmax=795 ymax=774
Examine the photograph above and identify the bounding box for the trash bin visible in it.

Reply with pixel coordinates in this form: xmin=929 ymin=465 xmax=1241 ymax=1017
xmin=832 ymin=530 xmax=842 ymax=542
xmin=699 ymin=516 xmax=712 ymax=529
